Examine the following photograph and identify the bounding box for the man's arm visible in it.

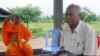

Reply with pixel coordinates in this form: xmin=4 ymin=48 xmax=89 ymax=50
xmin=21 ymin=24 xmax=31 ymax=43
xmin=83 ymin=28 xmax=97 ymax=56
xmin=84 ymin=55 xmax=95 ymax=56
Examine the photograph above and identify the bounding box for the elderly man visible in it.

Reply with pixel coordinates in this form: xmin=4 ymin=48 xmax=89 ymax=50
xmin=2 ymin=15 xmax=34 ymax=56
xmin=58 ymin=4 xmax=97 ymax=56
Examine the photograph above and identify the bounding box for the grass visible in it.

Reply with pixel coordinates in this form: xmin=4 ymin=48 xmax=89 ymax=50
xmin=23 ymin=22 xmax=53 ymax=38
xmin=29 ymin=22 xmax=53 ymax=30
xmin=0 ymin=23 xmax=2 ymax=40
xmin=89 ymin=21 xmax=100 ymax=33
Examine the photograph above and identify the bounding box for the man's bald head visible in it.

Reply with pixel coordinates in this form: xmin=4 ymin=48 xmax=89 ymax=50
xmin=66 ymin=4 xmax=82 ymax=16
xmin=65 ymin=4 xmax=82 ymax=27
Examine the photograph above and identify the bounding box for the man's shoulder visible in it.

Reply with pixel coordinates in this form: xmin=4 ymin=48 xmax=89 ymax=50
xmin=20 ymin=23 xmax=28 ymax=29
xmin=81 ymin=21 xmax=95 ymax=33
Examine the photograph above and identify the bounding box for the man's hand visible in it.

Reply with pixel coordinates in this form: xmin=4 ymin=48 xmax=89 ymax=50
xmin=55 ymin=47 xmax=65 ymax=56
xmin=21 ymin=39 xmax=27 ymax=43
xmin=59 ymin=47 xmax=66 ymax=52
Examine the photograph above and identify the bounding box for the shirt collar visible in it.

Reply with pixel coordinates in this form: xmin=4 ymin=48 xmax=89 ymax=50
xmin=74 ymin=21 xmax=82 ymax=33
xmin=66 ymin=21 xmax=82 ymax=33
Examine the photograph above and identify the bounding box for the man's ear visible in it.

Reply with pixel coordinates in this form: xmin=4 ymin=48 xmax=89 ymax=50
xmin=80 ymin=13 xmax=84 ymax=20
xmin=79 ymin=13 xmax=82 ymax=17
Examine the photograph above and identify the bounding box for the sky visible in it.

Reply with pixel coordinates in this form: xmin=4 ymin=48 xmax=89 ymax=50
xmin=0 ymin=0 xmax=100 ymax=16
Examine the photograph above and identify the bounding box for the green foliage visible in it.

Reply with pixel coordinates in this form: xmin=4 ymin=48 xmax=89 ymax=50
xmin=81 ymin=7 xmax=97 ymax=23
xmin=8 ymin=4 xmax=42 ymax=27
xmin=97 ymin=15 xmax=100 ymax=21
xmin=0 ymin=23 xmax=2 ymax=40
xmin=40 ymin=16 xmax=53 ymax=23
xmin=31 ymin=28 xmax=45 ymax=38
xmin=31 ymin=28 xmax=43 ymax=33
xmin=90 ymin=21 xmax=100 ymax=33
xmin=29 ymin=22 xmax=53 ymax=37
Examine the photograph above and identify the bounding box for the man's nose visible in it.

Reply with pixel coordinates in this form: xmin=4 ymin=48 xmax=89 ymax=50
xmin=67 ymin=15 xmax=71 ymax=19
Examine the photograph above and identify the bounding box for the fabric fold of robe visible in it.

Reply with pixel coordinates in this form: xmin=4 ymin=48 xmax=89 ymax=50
xmin=2 ymin=21 xmax=34 ymax=56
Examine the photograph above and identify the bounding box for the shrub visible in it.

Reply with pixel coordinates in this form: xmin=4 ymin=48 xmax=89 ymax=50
xmin=31 ymin=28 xmax=43 ymax=33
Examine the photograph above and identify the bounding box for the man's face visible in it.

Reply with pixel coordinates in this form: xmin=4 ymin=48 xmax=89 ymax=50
xmin=65 ymin=8 xmax=80 ymax=26
xmin=13 ymin=15 xmax=20 ymax=24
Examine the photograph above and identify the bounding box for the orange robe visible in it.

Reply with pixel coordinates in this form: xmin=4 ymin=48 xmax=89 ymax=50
xmin=2 ymin=21 xmax=34 ymax=56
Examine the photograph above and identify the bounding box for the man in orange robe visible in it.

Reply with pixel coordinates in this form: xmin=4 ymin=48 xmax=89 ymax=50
xmin=2 ymin=15 xmax=34 ymax=56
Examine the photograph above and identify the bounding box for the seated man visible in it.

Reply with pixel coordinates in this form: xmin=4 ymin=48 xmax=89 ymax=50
xmin=57 ymin=4 xmax=97 ymax=56
xmin=2 ymin=15 xmax=34 ymax=56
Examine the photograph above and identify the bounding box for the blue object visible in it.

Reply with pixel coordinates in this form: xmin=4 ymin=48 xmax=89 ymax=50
xmin=41 ymin=29 xmax=62 ymax=56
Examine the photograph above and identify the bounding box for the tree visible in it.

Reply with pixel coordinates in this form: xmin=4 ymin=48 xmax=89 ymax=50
xmin=40 ymin=16 xmax=53 ymax=23
xmin=8 ymin=4 xmax=42 ymax=27
xmin=81 ymin=7 xmax=97 ymax=23
xmin=97 ymin=15 xmax=100 ymax=21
